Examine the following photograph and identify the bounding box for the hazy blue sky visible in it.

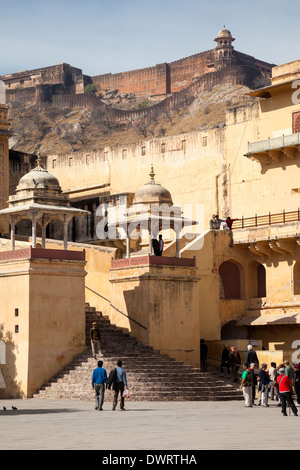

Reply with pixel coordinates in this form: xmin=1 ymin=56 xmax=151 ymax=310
xmin=0 ymin=0 xmax=298 ymax=76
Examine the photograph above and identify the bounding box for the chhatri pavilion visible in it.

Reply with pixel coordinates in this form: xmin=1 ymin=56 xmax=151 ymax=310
xmin=0 ymin=153 xmax=89 ymax=250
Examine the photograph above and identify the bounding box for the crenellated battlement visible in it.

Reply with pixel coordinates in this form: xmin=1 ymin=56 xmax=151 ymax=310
xmin=0 ymin=29 xmax=275 ymax=117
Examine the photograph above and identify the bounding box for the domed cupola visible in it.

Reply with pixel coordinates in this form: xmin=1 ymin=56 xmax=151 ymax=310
xmin=214 ymin=27 xmax=235 ymax=71
xmin=0 ymin=151 xmax=90 ymax=250
xmin=11 ymin=153 xmax=69 ymax=208
xmin=131 ymin=165 xmax=173 ymax=209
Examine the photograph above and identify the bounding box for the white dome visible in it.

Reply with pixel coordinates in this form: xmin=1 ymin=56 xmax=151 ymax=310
xmin=132 ymin=166 xmax=173 ymax=207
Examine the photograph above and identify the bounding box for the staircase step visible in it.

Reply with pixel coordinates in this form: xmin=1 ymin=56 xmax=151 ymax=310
xmin=33 ymin=308 xmax=243 ymax=402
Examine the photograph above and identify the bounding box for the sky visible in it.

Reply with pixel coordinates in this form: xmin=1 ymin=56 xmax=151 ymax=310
xmin=0 ymin=0 xmax=299 ymax=77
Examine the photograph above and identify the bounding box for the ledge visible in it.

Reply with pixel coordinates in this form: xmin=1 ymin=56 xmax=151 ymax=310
xmin=0 ymin=247 xmax=86 ymax=262
xmin=111 ymin=255 xmax=196 ymax=269
xmin=245 ymin=132 xmax=300 ymax=163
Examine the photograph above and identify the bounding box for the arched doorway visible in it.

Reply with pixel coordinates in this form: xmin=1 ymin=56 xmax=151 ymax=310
xmin=219 ymin=260 xmax=243 ymax=299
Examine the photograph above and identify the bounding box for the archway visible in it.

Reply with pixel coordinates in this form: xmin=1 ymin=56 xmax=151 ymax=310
xmin=219 ymin=260 xmax=243 ymax=299
xmin=248 ymin=261 xmax=266 ymax=298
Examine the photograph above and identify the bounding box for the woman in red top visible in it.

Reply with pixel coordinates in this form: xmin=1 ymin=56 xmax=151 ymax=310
xmin=277 ymin=368 xmax=298 ymax=416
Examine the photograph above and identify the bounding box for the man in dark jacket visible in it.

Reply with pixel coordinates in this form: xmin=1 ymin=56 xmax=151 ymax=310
xmin=220 ymin=345 xmax=230 ymax=376
xmin=200 ymin=339 xmax=208 ymax=372
xmin=230 ymin=347 xmax=241 ymax=382
xmin=294 ymin=364 xmax=300 ymax=405
xmin=245 ymin=345 xmax=259 ymax=367
xmin=258 ymin=363 xmax=270 ymax=407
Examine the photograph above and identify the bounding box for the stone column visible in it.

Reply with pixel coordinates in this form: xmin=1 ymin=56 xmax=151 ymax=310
xmin=148 ymin=231 xmax=153 ymax=255
xmin=41 ymin=224 xmax=46 ymax=249
xmin=126 ymin=234 xmax=130 ymax=258
xmin=31 ymin=212 xmax=38 ymax=248
xmin=175 ymin=229 xmax=181 ymax=258
xmin=9 ymin=215 xmax=15 ymax=251
xmin=63 ymin=219 xmax=68 ymax=250
xmin=63 ymin=215 xmax=73 ymax=250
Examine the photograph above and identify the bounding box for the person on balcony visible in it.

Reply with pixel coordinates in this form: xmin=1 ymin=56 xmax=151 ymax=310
xmin=209 ymin=214 xmax=218 ymax=229
xmin=210 ymin=214 xmax=225 ymax=229
xmin=225 ymin=216 xmax=240 ymax=230
xmin=158 ymin=234 xmax=164 ymax=256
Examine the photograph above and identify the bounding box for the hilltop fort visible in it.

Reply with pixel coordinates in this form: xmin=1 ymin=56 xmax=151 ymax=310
xmin=0 ymin=28 xmax=274 ymax=120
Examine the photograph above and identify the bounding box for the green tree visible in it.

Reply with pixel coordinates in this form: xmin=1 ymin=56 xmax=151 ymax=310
xmin=85 ymin=84 xmax=98 ymax=95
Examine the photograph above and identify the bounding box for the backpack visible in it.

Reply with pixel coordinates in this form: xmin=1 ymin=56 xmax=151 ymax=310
xmin=107 ymin=368 xmax=117 ymax=390
xmin=244 ymin=370 xmax=253 ymax=387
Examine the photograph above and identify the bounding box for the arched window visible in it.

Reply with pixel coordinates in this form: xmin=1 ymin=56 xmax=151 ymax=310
xmin=248 ymin=261 xmax=266 ymax=298
xmin=293 ymin=112 xmax=300 ymax=134
xmin=257 ymin=264 xmax=266 ymax=297
xmin=219 ymin=260 xmax=242 ymax=299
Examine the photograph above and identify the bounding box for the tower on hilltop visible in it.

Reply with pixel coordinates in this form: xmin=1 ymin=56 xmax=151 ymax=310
xmin=214 ymin=27 xmax=236 ymax=71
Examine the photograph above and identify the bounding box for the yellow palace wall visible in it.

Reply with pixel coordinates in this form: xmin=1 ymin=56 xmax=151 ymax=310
xmin=226 ymin=86 xmax=300 ymax=219
xmin=46 ymin=83 xmax=300 ymax=233
xmin=2 ymin=60 xmax=300 ymax=393
xmin=0 ymin=251 xmax=86 ymax=398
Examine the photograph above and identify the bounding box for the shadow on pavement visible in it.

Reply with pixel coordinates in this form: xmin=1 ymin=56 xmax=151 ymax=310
xmin=0 ymin=408 xmax=81 ymax=416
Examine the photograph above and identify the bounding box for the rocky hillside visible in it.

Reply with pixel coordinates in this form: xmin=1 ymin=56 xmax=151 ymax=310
xmin=8 ymin=84 xmax=259 ymax=156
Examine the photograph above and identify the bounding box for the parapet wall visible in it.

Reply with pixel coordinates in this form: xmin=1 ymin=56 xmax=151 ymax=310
xmin=92 ymin=62 xmax=171 ymax=96
xmin=92 ymin=50 xmax=216 ymax=96
xmin=51 ymin=65 xmax=258 ymax=124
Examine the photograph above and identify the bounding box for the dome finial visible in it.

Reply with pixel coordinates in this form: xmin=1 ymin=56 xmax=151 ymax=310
xmin=149 ymin=164 xmax=155 ymax=181
xmin=36 ymin=150 xmax=42 ymax=168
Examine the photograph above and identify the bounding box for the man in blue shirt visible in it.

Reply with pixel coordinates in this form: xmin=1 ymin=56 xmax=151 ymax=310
xmin=92 ymin=360 xmax=107 ymax=411
xmin=112 ymin=360 xmax=128 ymax=411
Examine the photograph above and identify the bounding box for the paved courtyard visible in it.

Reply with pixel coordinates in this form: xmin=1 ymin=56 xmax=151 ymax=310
xmin=1 ymin=398 xmax=300 ymax=451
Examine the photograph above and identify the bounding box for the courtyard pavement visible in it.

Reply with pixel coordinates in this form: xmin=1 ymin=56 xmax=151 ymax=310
xmin=1 ymin=398 xmax=300 ymax=452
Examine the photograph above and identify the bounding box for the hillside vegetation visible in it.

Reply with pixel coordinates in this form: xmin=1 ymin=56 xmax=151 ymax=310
xmin=8 ymin=84 xmax=258 ymax=156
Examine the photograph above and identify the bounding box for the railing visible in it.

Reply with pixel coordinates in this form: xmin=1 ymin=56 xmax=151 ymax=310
xmin=247 ymin=132 xmax=300 ymax=155
xmin=207 ymin=355 xmax=260 ymax=381
xmin=85 ymin=285 xmax=147 ymax=330
xmin=232 ymin=209 xmax=300 ymax=230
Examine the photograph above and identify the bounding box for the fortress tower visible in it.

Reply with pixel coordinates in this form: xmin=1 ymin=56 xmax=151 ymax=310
xmin=214 ymin=27 xmax=236 ymax=71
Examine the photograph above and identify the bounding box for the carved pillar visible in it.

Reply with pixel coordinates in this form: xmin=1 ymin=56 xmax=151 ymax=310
xmin=0 ymin=104 xmax=9 ymax=236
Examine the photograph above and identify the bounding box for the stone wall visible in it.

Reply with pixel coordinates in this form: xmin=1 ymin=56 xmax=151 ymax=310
xmin=91 ymin=50 xmax=215 ymax=96
xmin=92 ymin=62 xmax=170 ymax=96
xmin=51 ymin=64 xmax=261 ymax=124
xmin=91 ymin=49 xmax=273 ymax=97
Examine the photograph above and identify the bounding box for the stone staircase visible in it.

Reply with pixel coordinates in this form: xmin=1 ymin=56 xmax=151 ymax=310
xmin=33 ymin=305 xmax=243 ymax=402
